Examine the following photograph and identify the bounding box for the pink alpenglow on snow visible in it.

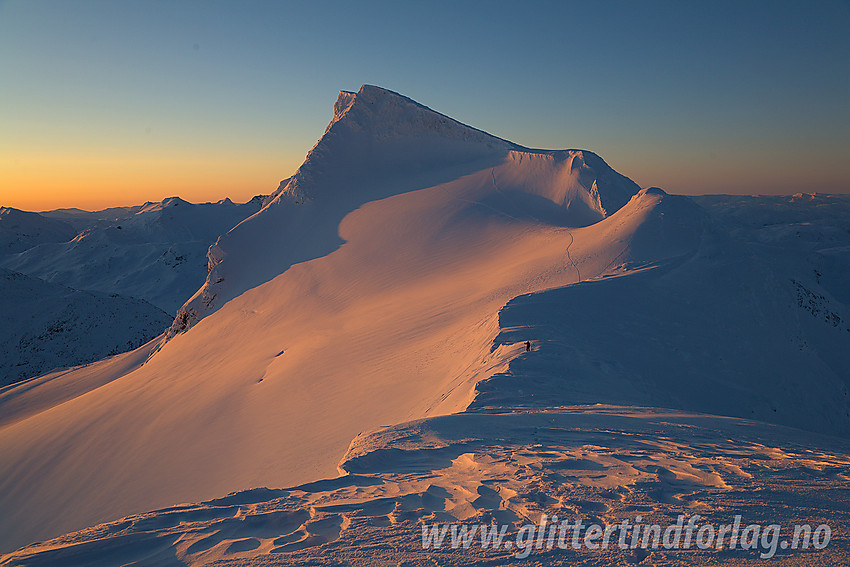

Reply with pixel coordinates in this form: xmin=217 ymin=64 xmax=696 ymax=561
xmin=0 ymin=86 xmax=848 ymax=565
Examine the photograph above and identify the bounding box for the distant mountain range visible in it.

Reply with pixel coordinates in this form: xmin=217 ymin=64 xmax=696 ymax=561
xmin=2 ymin=195 xmax=266 ymax=313
xmin=0 ymin=196 xmax=265 ymax=386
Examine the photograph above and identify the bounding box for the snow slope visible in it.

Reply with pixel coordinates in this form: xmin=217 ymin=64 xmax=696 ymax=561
xmin=1 ymin=197 xmax=263 ymax=313
xmin=0 ymin=199 xmax=260 ymax=387
xmin=0 ymin=268 xmax=171 ymax=387
xmin=471 ymin=211 xmax=850 ymax=435
xmin=0 ymin=86 xmax=847 ymax=562
xmin=0 ymin=207 xmax=77 ymax=253
xmin=3 ymin=408 xmax=849 ymax=566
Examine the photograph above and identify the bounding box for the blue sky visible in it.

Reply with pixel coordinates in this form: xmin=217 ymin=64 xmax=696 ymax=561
xmin=1 ymin=0 xmax=848 ymax=209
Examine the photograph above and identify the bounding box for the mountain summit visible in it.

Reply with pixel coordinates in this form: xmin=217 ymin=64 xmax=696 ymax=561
xmin=174 ymin=85 xmax=641 ymax=332
xmin=275 ymin=85 xmax=636 ymax=212
xmin=271 ymin=85 xmax=518 ymax=207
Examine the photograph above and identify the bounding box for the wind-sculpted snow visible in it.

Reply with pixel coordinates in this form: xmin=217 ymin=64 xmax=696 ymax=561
xmin=4 ymin=408 xmax=849 ymax=566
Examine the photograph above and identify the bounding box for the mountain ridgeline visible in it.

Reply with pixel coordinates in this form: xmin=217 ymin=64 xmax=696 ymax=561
xmin=174 ymin=85 xmax=642 ymax=334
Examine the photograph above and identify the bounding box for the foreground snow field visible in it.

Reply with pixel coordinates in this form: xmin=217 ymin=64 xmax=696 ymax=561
xmin=0 ymin=86 xmax=847 ymax=565
xmin=4 ymin=407 xmax=849 ymax=566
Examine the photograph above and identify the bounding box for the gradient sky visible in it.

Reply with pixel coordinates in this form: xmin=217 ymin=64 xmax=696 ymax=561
xmin=1 ymin=0 xmax=849 ymax=210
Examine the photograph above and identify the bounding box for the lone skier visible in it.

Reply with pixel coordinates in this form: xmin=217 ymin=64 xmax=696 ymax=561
xmin=525 ymin=341 xmax=531 ymax=352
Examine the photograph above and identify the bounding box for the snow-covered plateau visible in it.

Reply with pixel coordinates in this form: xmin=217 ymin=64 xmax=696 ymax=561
xmin=0 ymin=86 xmax=847 ymax=566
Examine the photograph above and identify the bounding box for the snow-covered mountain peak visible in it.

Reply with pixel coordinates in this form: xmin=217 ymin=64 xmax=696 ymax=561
xmin=325 ymin=84 xmax=514 ymax=146
xmin=2 ymin=87 xmax=850 ymax=562
xmin=0 ymin=207 xmax=77 ymax=253
xmin=330 ymin=89 xmax=357 ymax=125
xmin=176 ymin=86 xmax=644 ymax=331
xmin=272 ymin=85 xmax=518 ymax=204
xmin=136 ymin=196 xmax=191 ymax=214
xmin=2 ymin=197 xmax=262 ymax=313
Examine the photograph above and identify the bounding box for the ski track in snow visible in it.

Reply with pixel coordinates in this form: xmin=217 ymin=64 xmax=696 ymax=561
xmin=441 ymin=167 xmax=582 ymax=284
xmin=565 ymin=229 xmax=580 ymax=283
xmin=436 ymin=168 xmax=523 ymax=224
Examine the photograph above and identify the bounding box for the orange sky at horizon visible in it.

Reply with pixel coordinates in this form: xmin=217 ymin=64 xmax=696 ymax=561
xmin=1 ymin=152 xmax=300 ymax=211
xmin=2 ymin=2 xmax=847 ymax=213
xmin=4 ymin=147 xmax=850 ymax=212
